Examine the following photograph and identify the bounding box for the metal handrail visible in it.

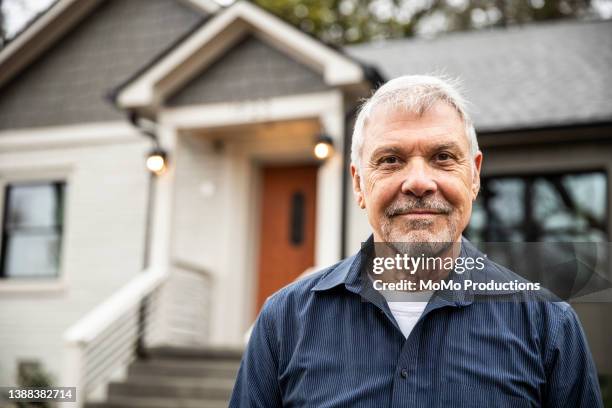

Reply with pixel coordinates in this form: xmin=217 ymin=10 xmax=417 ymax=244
xmin=61 ymin=267 xmax=168 ymax=407
xmin=172 ymin=257 xmax=212 ymax=279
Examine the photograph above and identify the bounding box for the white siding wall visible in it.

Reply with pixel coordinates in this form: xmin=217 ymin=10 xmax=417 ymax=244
xmin=168 ymin=132 xmax=259 ymax=347
xmin=0 ymin=134 xmax=150 ymax=386
xmin=164 ymin=134 xmax=227 ymax=345
xmin=172 ymin=134 xmax=227 ymax=273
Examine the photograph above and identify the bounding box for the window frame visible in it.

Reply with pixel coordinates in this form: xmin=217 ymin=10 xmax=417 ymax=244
xmin=0 ymin=180 xmax=66 ymax=279
xmin=0 ymin=165 xmax=72 ymax=293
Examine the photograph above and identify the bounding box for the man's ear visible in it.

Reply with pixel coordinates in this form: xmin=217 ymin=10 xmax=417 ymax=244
xmin=350 ymin=163 xmax=366 ymax=209
xmin=471 ymin=151 xmax=483 ymax=200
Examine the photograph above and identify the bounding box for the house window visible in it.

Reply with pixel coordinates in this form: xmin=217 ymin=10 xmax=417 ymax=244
xmin=466 ymin=171 xmax=608 ymax=243
xmin=0 ymin=181 xmax=66 ymax=279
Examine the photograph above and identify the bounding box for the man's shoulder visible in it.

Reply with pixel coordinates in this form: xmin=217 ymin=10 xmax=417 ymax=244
xmin=462 ymin=238 xmax=577 ymax=334
xmin=265 ymin=260 xmax=346 ymax=302
xmin=260 ymin=256 xmax=354 ymax=317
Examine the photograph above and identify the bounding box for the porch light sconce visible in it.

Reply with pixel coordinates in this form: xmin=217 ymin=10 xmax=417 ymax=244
xmin=314 ymin=133 xmax=334 ymax=160
xmin=128 ymin=111 xmax=169 ymax=176
xmin=146 ymin=148 xmax=168 ymax=176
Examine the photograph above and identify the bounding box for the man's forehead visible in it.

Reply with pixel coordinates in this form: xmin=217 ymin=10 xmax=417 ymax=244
xmin=363 ymin=102 xmax=469 ymax=152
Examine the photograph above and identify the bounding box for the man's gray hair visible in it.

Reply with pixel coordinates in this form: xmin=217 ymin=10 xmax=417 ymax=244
xmin=351 ymin=75 xmax=479 ymax=169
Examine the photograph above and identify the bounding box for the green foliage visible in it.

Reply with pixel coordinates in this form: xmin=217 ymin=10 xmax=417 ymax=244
xmin=15 ymin=362 xmax=54 ymax=408
xmin=250 ymin=0 xmax=593 ymax=45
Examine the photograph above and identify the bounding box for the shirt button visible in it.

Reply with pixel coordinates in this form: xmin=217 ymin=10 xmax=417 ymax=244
xmin=400 ymin=368 xmax=408 ymax=379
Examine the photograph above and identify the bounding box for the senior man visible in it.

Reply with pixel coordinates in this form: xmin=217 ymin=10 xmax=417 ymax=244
xmin=229 ymin=75 xmax=603 ymax=407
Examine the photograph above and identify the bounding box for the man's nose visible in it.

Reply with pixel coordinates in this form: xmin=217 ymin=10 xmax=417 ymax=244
xmin=400 ymin=159 xmax=437 ymax=197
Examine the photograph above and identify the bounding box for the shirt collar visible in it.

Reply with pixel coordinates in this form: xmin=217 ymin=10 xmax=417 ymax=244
xmin=311 ymin=234 xmax=523 ymax=304
xmin=311 ymin=235 xmax=372 ymax=293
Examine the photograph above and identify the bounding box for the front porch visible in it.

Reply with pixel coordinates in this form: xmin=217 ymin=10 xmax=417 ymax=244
xmin=153 ymin=92 xmax=348 ymax=345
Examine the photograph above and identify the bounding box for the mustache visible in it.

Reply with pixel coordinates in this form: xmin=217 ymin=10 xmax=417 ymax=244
xmin=384 ymin=198 xmax=453 ymax=218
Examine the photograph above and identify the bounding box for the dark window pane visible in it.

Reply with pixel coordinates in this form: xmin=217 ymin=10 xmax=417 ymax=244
xmin=4 ymin=233 xmax=61 ymax=278
xmin=6 ymin=184 xmax=63 ymax=229
xmin=534 ymin=173 xmax=607 ymax=242
xmin=488 ymin=178 xmax=524 ymax=228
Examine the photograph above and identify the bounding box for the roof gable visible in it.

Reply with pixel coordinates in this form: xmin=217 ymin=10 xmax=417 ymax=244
xmin=115 ymin=1 xmax=367 ymax=111
xmin=167 ymin=35 xmax=328 ymax=106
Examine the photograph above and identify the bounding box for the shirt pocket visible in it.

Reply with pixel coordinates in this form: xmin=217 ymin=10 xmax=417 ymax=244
xmin=439 ymin=382 xmax=535 ymax=408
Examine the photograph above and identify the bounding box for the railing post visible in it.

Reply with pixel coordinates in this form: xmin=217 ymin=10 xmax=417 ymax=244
xmin=136 ymin=296 xmax=149 ymax=359
xmin=62 ymin=340 xmax=85 ymax=408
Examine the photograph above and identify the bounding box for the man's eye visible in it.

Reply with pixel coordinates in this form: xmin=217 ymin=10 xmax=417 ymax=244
xmin=380 ymin=156 xmax=399 ymax=164
xmin=435 ymin=152 xmax=452 ymax=162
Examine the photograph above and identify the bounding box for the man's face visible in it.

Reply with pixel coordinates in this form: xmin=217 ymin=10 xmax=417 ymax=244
xmin=351 ymin=101 xmax=482 ymax=245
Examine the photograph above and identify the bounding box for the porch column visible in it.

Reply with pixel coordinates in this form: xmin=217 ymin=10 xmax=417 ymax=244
xmin=316 ymin=91 xmax=345 ymax=266
xmin=145 ymin=124 xmax=178 ymax=346
xmin=148 ymin=124 xmax=178 ymax=269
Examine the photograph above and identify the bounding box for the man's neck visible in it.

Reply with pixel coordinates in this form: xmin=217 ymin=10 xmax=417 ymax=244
xmin=368 ymin=236 xmax=463 ymax=291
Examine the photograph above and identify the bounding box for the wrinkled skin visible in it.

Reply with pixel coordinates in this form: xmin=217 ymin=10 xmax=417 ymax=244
xmin=351 ymin=101 xmax=482 ymax=253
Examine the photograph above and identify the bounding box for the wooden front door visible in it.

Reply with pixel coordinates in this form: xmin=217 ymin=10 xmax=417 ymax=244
xmin=256 ymin=164 xmax=318 ymax=312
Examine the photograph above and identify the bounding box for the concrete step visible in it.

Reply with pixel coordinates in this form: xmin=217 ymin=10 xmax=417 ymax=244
xmin=108 ymin=377 xmax=234 ymax=400
xmin=84 ymin=346 xmax=243 ymax=407
xmin=145 ymin=346 xmax=244 ymax=361
xmin=85 ymin=396 xmax=229 ymax=408
xmin=128 ymin=359 xmax=240 ymax=378
xmin=126 ymin=374 xmax=237 ymax=388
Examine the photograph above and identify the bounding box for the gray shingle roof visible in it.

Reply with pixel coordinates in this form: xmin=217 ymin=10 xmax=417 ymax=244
xmin=345 ymin=19 xmax=612 ymax=132
xmin=0 ymin=0 xmax=203 ymax=130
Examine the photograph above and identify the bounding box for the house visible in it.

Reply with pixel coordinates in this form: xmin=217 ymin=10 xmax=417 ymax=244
xmin=0 ymin=0 xmax=610 ymax=405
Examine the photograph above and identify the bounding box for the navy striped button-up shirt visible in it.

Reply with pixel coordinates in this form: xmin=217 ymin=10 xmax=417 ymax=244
xmin=230 ymin=236 xmax=603 ymax=407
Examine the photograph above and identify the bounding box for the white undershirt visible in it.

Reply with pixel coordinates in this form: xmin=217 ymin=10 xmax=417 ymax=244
xmin=385 ymin=291 xmax=434 ymax=339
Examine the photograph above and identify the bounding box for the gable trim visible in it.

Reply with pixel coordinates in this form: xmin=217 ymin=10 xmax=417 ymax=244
xmin=179 ymin=0 xmax=221 ymax=14
xmin=0 ymin=122 xmax=144 ymax=151
xmin=0 ymin=0 xmax=103 ymax=90
xmin=158 ymin=90 xmax=343 ymax=129
xmin=115 ymin=1 xmax=366 ymax=110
